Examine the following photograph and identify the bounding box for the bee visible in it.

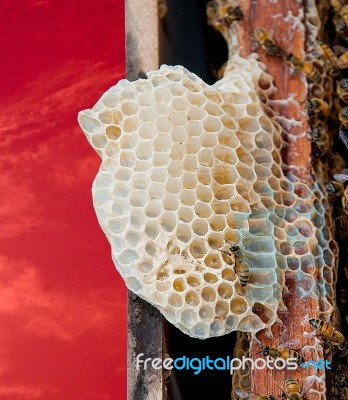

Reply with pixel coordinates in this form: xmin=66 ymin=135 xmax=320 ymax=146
xmin=285 ymin=53 xmax=321 ymax=82
xmin=336 ymin=215 xmax=348 ymax=238
xmin=310 ymin=126 xmax=330 ymax=156
xmin=309 ymin=318 xmax=348 ymax=350
xmin=254 ymin=27 xmax=281 ymax=57
xmin=339 ymin=128 xmax=348 ymax=149
xmin=220 ymin=237 xmax=250 ymax=287
xmin=216 ymin=4 xmax=244 ymax=25
xmin=305 ymin=98 xmax=331 ymax=117
xmin=339 ymin=106 xmax=348 ymax=126
xmin=332 ymin=0 xmax=345 ymax=13
xmin=337 ymin=79 xmax=348 ymax=104
xmin=317 ymin=41 xmax=339 ymax=69
xmin=281 ymin=378 xmax=309 ymax=400
xmin=259 ymin=346 xmax=304 ymax=365
xmin=326 ymin=180 xmax=344 ymax=204
xmin=338 ymin=52 xmax=348 ymax=69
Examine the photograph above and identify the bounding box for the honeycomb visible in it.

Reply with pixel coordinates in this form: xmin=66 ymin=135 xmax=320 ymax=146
xmin=78 ymin=55 xmax=336 ymax=340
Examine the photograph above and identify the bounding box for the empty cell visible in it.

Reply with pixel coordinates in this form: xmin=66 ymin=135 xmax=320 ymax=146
xmin=294 ymin=200 xmax=312 ymax=214
xmin=187 ymin=275 xmax=201 ymax=287
xmin=225 ymin=91 xmax=250 ymax=104
xmin=160 ymin=213 xmax=176 ymax=232
xmin=92 ymin=134 xmax=107 ymax=149
xmin=186 ymin=121 xmax=202 ymax=137
xmin=204 ymin=253 xmax=221 ymax=268
xmin=229 ymin=196 xmax=250 ymax=213
xmin=95 ymin=173 xmax=113 ymax=188
xmin=111 ymin=236 xmax=125 ymax=252
xmin=163 ymin=194 xmax=180 ymax=211
xmin=150 ymin=169 xmax=167 ymax=183
xmin=153 ymin=153 xmax=169 ymax=166
xmin=121 ymin=101 xmax=138 ymax=116
xmin=199 ymin=305 xmax=214 ymax=321
xmin=312 ymin=213 xmax=324 ymax=229
xmin=79 ymin=113 xmax=102 ymax=134
xmin=187 ymin=105 xmax=207 ymax=121
xmin=192 ymin=323 xmax=209 ymax=339
xmin=166 ymin=72 xmax=182 ymax=81
xmin=115 ymin=168 xmax=132 ymax=181
xmin=171 ymin=112 xmax=188 ymax=126
xmin=129 ymin=191 xmax=148 ymax=207
xmin=239 ymin=117 xmax=261 ymax=133
xmin=230 ymin=297 xmax=247 ymax=314
xmin=196 ymin=186 xmax=212 ymax=202
xmin=170 ymin=143 xmax=185 ymax=160
xmin=237 ymin=315 xmax=263 ymax=331
xmin=120 ymin=133 xmax=137 ymax=149
xmin=137 ymin=260 xmax=153 ymax=274
xmin=280 ymin=242 xmax=292 ymax=255
xmin=108 ymin=218 xmax=127 ymax=234
xmin=183 ymin=155 xmax=197 ymax=171
xmin=156 ymin=281 xmax=170 ymax=292
xmin=126 ymin=230 xmax=142 ymax=246
xmin=203 ymin=117 xmax=222 ymax=132
xmin=185 ymin=291 xmax=200 ymax=307
xmin=323 ymin=266 xmax=333 ymax=284
xmin=203 ymin=90 xmax=222 ymax=103
xmin=218 ymin=283 xmax=233 ymax=299
xmin=168 ymin=82 xmax=186 ymax=96
xmin=194 ymin=202 xmax=212 ymax=218
xmin=178 ymin=207 xmax=193 ymax=222
xmin=156 ymin=116 xmax=171 ymax=132
xmin=176 ymin=224 xmax=191 ymax=243
xmin=122 ymin=117 xmax=140 ymax=133
xmin=212 ymin=201 xmax=230 ymax=214
xmin=204 ymin=272 xmax=218 ymax=284
xmin=197 ymin=167 xmax=211 ymax=185
xmin=187 ymin=91 xmax=207 ymax=106
xmin=205 ymin=101 xmax=223 ymax=116
xmin=210 ymin=319 xmax=224 ymax=334
xmin=192 ymin=219 xmax=208 ymax=236
xmin=120 ymin=151 xmax=136 ymax=167
xmin=151 ymin=74 xmax=168 ymax=87
xmin=313 ymin=198 xmax=324 ymax=214
xmin=287 ymin=256 xmax=299 ymax=270
xmin=145 ymin=221 xmax=159 ymax=239
xmin=244 ymin=237 xmax=274 ymax=253
xmin=225 ymin=315 xmax=237 ymax=330
xmin=285 ymin=224 xmax=297 ymax=237
xmin=271 ymin=164 xmax=282 ymax=179
xmin=126 ymin=277 xmax=142 ymax=292
xmin=293 ymin=241 xmax=308 ymax=255
xmin=226 ymin=213 xmax=247 ymax=230
xmin=139 ymin=108 xmax=157 ymax=123
xmin=111 ymin=199 xmax=130 ymax=216
xmin=155 ymin=103 xmax=171 ymax=116
xmin=118 ymin=249 xmax=139 ymax=265
xmin=102 ymin=93 xmax=119 ymax=108
xmin=255 ymin=165 xmax=272 ymax=179
xmin=209 ymin=215 xmax=226 ymax=231
xmin=182 ymin=172 xmax=197 ymax=189
xmin=190 ymin=239 xmax=206 ymax=259
xmin=105 ymin=142 xmax=119 ymax=157
xmin=132 ymin=174 xmax=150 ymax=190
xmin=145 ymin=201 xmax=162 ymax=218
xmin=180 ymin=189 xmax=196 ymax=206
xmin=221 ymin=104 xmax=237 ymax=118
xmin=323 ymin=248 xmax=334 ymax=266
xmin=198 ymin=149 xmax=214 ymax=167
xmin=98 ymin=109 xmax=112 ymax=124
xmin=106 ymin=125 xmax=121 ymax=140
xmin=213 ymin=183 xmax=234 ymax=201
xmin=173 ymin=278 xmax=186 ymax=292
xmin=246 ymin=103 xmax=261 ymax=117
xmin=172 ymin=97 xmax=189 ymax=111
xmin=130 ymin=210 xmax=145 ymax=228
xmin=138 ymin=93 xmax=154 ymax=107
xmin=222 ymin=268 xmax=235 ymax=281
xmin=134 ymin=80 xmax=152 ymax=93
xmin=218 ymin=128 xmax=240 ymax=148
xmin=294 ymin=183 xmax=311 ymax=199
xmin=154 ymin=87 xmax=172 ymax=103
xmin=294 ymin=220 xmax=313 ymax=238
xmin=185 ymin=137 xmax=201 ymax=154
xmin=201 ymin=287 xmax=216 ymax=302
xmin=113 ymin=182 xmax=130 ymax=198
xmin=200 ymin=132 xmax=218 ymax=147
xmin=145 ymin=242 xmax=156 ymax=256
xmin=255 ymin=132 xmax=273 ymax=149
xmin=166 ymin=178 xmax=181 ymax=194
xmin=181 ymin=309 xmax=198 ymax=328
xmin=236 ymin=164 xmax=256 ymax=181
xmin=300 ymin=255 xmax=315 ymax=274
xmin=213 ymin=165 xmax=238 ymax=185
xmin=168 ymin=160 xmax=182 ymax=177
xmin=168 ymin=293 xmax=183 ymax=308
xmin=284 ymin=208 xmax=297 ymax=223
xmin=213 ymin=146 xmax=237 ymax=165
xmin=248 ymin=219 xmax=272 ymax=236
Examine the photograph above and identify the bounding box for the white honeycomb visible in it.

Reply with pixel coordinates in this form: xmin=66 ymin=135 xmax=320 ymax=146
xmin=78 ymin=55 xmax=336 ymax=339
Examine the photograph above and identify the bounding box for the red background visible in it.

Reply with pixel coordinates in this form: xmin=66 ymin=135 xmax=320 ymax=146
xmin=0 ymin=1 xmax=126 ymax=398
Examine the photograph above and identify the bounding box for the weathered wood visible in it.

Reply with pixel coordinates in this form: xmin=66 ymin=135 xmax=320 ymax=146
xmin=237 ymin=1 xmax=325 ymax=399
xmin=125 ymin=1 xmax=165 ymax=399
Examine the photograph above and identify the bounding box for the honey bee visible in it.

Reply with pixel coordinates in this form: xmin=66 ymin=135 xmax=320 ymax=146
xmin=317 ymin=41 xmax=339 ymax=70
xmin=305 ymin=98 xmax=331 ymax=117
xmin=285 ymin=53 xmax=321 ymax=81
xmin=326 ymin=180 xmax=344 ymax=203
xmin=338 ymin=52 xmax=348 ymax=69
xmin=216 ymin=4 xmax=244 ymax=25
xmin=339 ymin=128 xmax=348 ymax=149
xmin=309 ymin=318 xmax=348 ymax=350
xmin=310 ymin=126 xmax=330 ymax=156
xmin=254 ymin=27 xmax=281 ymax=57
xmin=337 ymin=79 xmax=348 ymax=104
xmin=281 ymin=378 xmax=308 ymax=400
xmin=332 ymin=0 xmax=345 ymax=13
xmin=339 ymin=106 xmax=348 ymax=126
xmin=259 ymin=346 xmax=304 ymax=365
xmin=220 ymin=237 xmax=250 ymax=287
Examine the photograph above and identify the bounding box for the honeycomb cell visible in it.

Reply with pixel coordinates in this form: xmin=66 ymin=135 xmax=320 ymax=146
xmin=230 ymin=297 xmax=248 ymax=314
xmin=199 ymin=305 xmax=214 ymax=321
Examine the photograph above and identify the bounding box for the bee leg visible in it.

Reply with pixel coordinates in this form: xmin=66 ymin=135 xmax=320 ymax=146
xmin=220 ymin=250 xmax=232 ymax=256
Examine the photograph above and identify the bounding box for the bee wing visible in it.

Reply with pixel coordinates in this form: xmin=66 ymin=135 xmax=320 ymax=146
xmin=244 ymin=254 xmax=267 ymax=270
xmin=233 ymin=388 xmax=250 ymax=398
xmin=334 ymin=173 xmax=348 ymax=183
xmin=333 ymin=44 xmax=348 ymax=56
xmin=339 ymin=130 xmax=348 ymax=149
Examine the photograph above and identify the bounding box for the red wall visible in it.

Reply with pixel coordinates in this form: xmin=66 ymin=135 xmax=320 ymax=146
xmin=0 ymin=1 xmax=126 ymax=398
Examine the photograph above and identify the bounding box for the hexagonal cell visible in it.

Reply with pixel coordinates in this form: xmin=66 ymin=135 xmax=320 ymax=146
xmin=230 ymin=297 xmax=248 ymax=314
